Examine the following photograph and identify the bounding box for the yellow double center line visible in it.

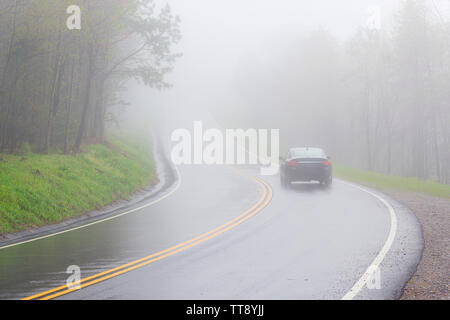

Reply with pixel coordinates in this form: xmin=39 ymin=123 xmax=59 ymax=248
xmin=23 ymin=167 xmax=272 ymax=300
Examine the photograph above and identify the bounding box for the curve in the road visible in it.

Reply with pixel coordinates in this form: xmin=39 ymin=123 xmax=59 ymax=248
xmin=0 ymin=163 xmax=182 ymax=252
xmin=22 ymin=166 xmax=273 ymax=300
xmin=341 ymin=180 xmax=397 ymax=300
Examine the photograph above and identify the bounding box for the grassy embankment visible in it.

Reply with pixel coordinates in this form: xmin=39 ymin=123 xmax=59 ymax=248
xmin=0 ymin=135 xmax=156 ymax=234
xmin=334 ymin=164 xmax=450 ymax=199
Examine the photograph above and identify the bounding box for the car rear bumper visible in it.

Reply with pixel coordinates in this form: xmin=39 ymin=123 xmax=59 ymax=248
xmin=286 ymin=166 xmax=332 ymax=182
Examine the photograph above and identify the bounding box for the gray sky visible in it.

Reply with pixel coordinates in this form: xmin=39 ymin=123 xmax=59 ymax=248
xmin=128 ymin=0 xmax=448 ymax=121
xmin=164 ymin=0 xmax=401 ymax=81
xmin=141 ymin=1 xmax=399 ymax=108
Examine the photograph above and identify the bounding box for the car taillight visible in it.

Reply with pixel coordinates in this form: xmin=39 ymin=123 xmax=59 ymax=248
xmin=321 ymin=160 xmax=331 ymax=166
xmin=287 ymin=160 xmax=298 ymax=166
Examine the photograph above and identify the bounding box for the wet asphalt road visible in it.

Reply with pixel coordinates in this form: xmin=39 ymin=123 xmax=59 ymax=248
xmin=0 ymin=105 xmax=423 ymax=300
xmin=0 ymin=153 xmax=423 ymax=299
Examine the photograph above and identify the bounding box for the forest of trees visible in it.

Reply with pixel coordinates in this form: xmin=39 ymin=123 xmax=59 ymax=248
xmin=234 ymin=0 xmax=450 ymax=183
xmin=0 ymin=0 xmax=180 ymax=154
xmin=0 ymin=0 xmax=448 ymax=184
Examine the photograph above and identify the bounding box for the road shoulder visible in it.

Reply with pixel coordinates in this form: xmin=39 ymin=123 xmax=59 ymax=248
xmin=382 ymin=191 xmax=450 ymax=300
xmin=0 ymin=140 xmax=178 ymax=249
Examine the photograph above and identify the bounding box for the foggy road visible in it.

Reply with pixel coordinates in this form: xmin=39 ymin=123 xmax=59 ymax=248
xmin=0 ymin=148 xmax=422 ymax=300
xmin=1 ymin=0 xmax=449 ymax=305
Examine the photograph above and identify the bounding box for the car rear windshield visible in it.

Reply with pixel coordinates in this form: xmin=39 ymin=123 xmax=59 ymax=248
xmin=290 ymin=148 xmax=326 ymax=158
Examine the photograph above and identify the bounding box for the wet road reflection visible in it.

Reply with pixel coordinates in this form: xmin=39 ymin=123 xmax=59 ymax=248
xmin=0 ymin=164 xmax=262 ymax=299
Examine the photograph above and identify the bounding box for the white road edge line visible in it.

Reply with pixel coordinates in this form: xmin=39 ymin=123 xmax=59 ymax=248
xmin=0 ymin=166 xmax=182 ymax=251
xmin=340 ymin=180 xmax=398 ymax=300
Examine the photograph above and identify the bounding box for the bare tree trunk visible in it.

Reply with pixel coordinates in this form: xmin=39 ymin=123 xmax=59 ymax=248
xmin=64 ymin=58 xmax=75 ymax=154
xmin=386 ymin=133 xmax=392 ymax=174
xmin=44 ymin=27 xmax=63 ymax=154
xmin=0 ymin=0 xmax=18 ymax=151
xmin=93 ymin=77 xmax=105 ymax=142
xmin=74 ymin=45 xmax=95 ymax=152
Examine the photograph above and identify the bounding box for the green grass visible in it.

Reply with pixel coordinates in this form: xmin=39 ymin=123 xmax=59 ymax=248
xmin=0 ymin=135 xmax=156 ymax=234
xmin=334 ymin=164 xmax=450 ymax=199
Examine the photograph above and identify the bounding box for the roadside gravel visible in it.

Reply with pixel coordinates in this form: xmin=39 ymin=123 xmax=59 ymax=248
xmin=381 ymin=190 xmax=449 ymax=300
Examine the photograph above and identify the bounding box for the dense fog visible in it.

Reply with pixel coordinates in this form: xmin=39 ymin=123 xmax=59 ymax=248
xmin=1 ymin=0 xmax=449 ymax=182
xmin=145 ymin=0 xmax=450 ymax=182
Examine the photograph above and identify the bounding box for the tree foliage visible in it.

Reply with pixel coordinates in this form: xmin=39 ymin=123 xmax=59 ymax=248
xmin=234 ymin=0 xmax=450 ymax=183
xmin=0 ymin=0 xmax=181 ymax=153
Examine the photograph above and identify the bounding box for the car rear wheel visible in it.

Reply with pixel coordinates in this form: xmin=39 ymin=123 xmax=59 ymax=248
xmin=321 ymin=176 xmax=332 ymax=188
xmin=281 ymin=174 xmax=290 ymax=188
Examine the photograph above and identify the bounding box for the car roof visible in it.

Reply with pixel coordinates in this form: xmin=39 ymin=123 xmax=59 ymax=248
xmin=289 ymin=147 xmax=325 ymax=152
xmin=288 ymin=147 xmax=327 ymax=157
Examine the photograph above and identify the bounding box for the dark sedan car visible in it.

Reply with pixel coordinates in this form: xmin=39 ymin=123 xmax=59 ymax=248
xmin=280 ymin=147 xmax=332 ymax=187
